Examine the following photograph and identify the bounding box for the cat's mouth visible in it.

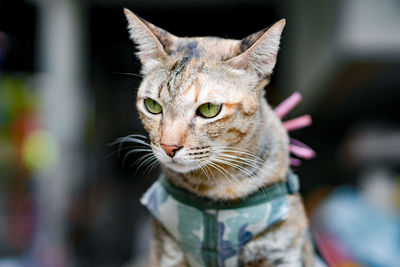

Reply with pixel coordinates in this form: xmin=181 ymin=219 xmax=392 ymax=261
xmin=154 ymin=146 xmax=209 ymax=173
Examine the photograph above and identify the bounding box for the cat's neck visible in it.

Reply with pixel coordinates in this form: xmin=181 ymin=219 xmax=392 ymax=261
xmin=163 ymin=102 xmax=290 ymax=201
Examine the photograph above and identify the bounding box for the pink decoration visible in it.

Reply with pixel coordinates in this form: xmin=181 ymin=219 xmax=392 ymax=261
xmin=290 ymin=157 xmax=302 ymax=166
xmin=274 ymin=92 xmax=302 ymax=119
xmin=282 ymin=115 xmax=312 ymax=131
xmin=290 ymin=138 xmax=316 ymax=159
xmin=274 ymin=92 xmax=316 ymax=166
xmin=289 ymin=144 xmax=316 ymax=159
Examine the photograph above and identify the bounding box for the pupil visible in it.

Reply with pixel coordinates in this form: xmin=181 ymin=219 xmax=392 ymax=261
xmin=208 ymin=103 xmax=211 ymax=110
xmin=153 ymin=100 xmax=156 ymax=106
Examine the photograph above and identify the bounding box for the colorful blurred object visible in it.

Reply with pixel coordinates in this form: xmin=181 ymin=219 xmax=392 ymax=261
xmin=308 ymin=124 xmax=400 ymax=267
xmin=0 ymin=75 xmax=41 ymax=255
xmin=312 ymin=186 xmax=400 ymax=267
xmin=0 ymin=75 xmax=41 ymax=175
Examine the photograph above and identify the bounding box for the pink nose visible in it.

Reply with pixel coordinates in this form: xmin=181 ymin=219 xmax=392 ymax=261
xmin=161 ymin=144 xmax=182 ymax=158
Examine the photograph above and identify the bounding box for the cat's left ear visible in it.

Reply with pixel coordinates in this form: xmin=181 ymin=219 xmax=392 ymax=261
xmin=124 ymin=9 xmax=177 ymax=73
xmin=226 ymin=19 xmax=285 ymax=79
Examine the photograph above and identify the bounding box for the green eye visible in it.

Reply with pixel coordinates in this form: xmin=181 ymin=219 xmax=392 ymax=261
xmin=197 ymin=103 xmax=222 ymax=118
xmin=144 ymin=98 xmax=162 ymax=114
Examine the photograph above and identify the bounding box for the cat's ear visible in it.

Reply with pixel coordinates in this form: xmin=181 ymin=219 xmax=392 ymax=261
xmin=124 ymin=9 xmax=177 ymax=73
xmin=226 ymin=19 xmax=285 ymax=79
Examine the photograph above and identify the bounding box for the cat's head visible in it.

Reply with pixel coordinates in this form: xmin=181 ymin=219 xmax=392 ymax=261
xmin=124 ymin=9 xmax=285 ymax=174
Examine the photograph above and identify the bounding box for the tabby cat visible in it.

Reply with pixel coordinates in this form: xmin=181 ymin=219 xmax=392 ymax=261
xmin=123 ymin=8 xmax=317 ymax=267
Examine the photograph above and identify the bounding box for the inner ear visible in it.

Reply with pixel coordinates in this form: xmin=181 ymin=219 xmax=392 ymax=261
xmin=225 ymin=19 xmax=286 ymax=79
xmin=124 ymin=9 xmax=178 ymax=73
xmin=140 ymin=19 xmax=177 ymax=54
xmin=239 ymin=27 xmax=270 ymax=53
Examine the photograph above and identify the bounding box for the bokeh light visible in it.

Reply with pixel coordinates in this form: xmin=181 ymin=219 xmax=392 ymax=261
xmin=22 ymin=129 xmax=58 ymax=171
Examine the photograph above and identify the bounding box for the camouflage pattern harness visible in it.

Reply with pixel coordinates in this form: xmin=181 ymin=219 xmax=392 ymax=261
xmin=141 ymin=171 xmax=300 ymax=267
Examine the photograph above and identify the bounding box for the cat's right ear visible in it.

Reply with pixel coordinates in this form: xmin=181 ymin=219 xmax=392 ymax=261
xmin=124 ymin=9 xmax=177 ymax=74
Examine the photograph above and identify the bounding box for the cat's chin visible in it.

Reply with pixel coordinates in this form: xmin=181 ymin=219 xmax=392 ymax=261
xmin=163 ymin=162 xmax=198 ymax=174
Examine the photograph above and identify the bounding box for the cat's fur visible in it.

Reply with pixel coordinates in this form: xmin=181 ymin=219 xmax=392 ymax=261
xmin=124 ymin=9 xmax=315 ymax=266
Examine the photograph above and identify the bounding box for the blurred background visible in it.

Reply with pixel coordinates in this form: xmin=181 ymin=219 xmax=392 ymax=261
xmin=0 ymin=0 xmax=399 ymax=266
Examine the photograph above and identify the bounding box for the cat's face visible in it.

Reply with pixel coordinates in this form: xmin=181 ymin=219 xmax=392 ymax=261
xmin=125 ymin=9 xmax=285 ymax=174
xmin=137 ymin=51 xmax=260 ymax=173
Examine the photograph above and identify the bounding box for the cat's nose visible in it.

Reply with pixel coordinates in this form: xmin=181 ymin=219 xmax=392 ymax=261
xmin=161 ymin=144 xmax=182 ymax=158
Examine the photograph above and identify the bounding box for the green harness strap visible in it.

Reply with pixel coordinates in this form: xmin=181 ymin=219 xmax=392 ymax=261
xmin=161 ymin=170 xmax=300 ymax=210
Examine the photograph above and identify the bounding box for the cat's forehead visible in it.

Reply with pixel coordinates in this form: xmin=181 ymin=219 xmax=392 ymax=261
xmin=140 ymin=65 xmax=242 ymax=102
xmin=169 ymin=37 xmax=242 ymax=62
xmin=139 ymin=37 xmax=244 ymax=97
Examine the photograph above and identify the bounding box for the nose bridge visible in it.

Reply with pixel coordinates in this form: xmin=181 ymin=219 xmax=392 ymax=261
xmin=160 ymin=117 xmax=187 ymax=146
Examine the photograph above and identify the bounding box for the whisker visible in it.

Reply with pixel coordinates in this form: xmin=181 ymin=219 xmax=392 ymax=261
xmin=214 ymin=146 xmax=265 ymax=162
xmin=216 ymin=152 xmax=264 ymax=166
xmin=197 ymin=164 xmax=209 ymax=182
xmin=214 ymin=151 xmax=285 ymax=186
xmin=109 ymin=134 xmax=162 ymax=178
xmin=107 ymin=145 xmax=151 ymax=158
xmin=110 ymin=134 xmax=148 ymax=145
xmin=201 ymin=161 xmax=216 ymax=182
xmin=214 ymin=151 xmax=273 ymax=176
xmin=142 ymin=156 xmax=159 ymax=175
xmin=214 ymin=147 xmax=263 ymax=159
xmin=122 ymin=148 xmax=153 ymax=168
xmin=112 ymin=71 xmax=144 ymax=78
xmin=213 ymin=157 xmax=254 ymax=178
xmin=250 ymin=176 xmax=267 ymax=194
xmin=130 ymin=152 xmax=154 ymax=168
xmin=113 ymin=137 xmax=151 ymax=148
xmin=112 ymin=135 xmax=151 ymax=158
xmin=135 ymin=155 xmax=157 ymax=175
xmin=205 ymin=160 xmax=234 ymax=184
xmin=214 ymin=156 xmax=270 ymax=193
xmin=214 ymin=146 xmax=285 ymax=180
xmin=216 ymin=154 xmax=264 ymax=173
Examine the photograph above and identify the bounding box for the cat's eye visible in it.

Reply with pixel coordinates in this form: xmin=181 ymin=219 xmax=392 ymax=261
xmin=197 ymin=103 xmax=222 ymax=118
xmin=144 ymin=98 xmax=162 ymax=114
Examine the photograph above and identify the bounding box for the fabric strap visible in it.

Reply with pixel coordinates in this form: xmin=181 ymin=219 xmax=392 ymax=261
xmin=161 ymin=170 xmax=299 ymax=210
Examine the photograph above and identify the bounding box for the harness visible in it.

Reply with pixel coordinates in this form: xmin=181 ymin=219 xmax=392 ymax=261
xmin=140 ymin=171 xmax=300 ymax=267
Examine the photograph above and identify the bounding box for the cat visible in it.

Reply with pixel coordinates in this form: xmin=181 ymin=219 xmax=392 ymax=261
xmin=123 ymin=8 xmax=317 ymax=267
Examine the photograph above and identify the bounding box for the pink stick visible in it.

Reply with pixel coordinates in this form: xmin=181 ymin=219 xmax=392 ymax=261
xmin=282 ymin=115 xmax=312 ymax=131
xmin=274 ymin=92 xmax=302 ymax=119
xmin=289 ymin=144 xmax=316 ymax=159
xmin=290 ymin=157 xmax=302 ymax=166
xmin=290 ymin=138 xmax=313 ymax=149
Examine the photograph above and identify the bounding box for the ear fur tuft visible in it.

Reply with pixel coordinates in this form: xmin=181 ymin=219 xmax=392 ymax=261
xmin=124 ymin=8 xmax=176 ymax=73
xmin=226 ymin=19 xmax=286 ymax=79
